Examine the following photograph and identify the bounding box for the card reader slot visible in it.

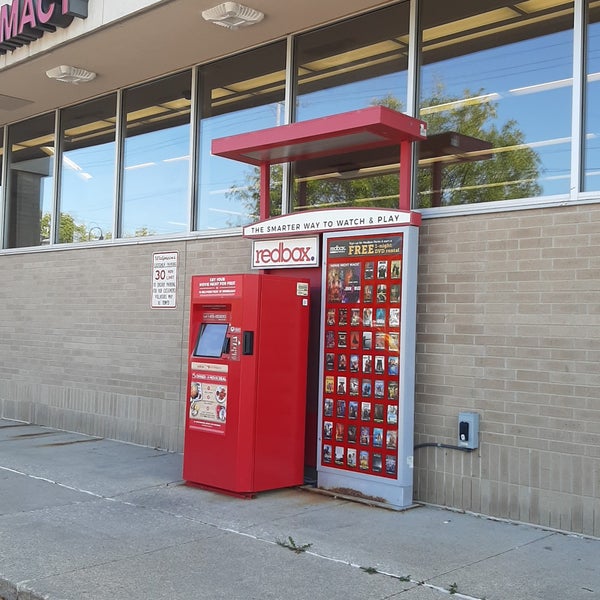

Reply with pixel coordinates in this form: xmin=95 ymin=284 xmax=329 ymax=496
xmin=243 ymin=331 xmax=254 ymax=355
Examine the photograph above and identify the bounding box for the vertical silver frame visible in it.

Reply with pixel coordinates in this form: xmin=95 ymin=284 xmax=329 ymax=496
xmin=113 ymin=89 xmax=125 ymax=240
xmin=407 ymin=0 xmax=421 ymax=209
xmin=50 ymin=109 xmax=62 ymax=245
xmin=280 ymin=34 xmax=295 ymax=216
xmin=571 ymin=0 xmax=586 ymax=197
xmin=0 ymin=125 xmax=7 ymax=249
xmin=189 ymin=66 xmax=200 ymax=232
xmin=406 ymin=0 xmax=420 ymax=118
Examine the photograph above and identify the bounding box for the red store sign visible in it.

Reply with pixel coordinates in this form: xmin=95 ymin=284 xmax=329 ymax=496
xmin=0 ymin=0 xmax=88 ymax=54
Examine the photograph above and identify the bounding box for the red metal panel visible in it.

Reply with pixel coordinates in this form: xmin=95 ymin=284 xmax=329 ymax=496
xmin=184 ymin=275 xmax=257 ymax=493
xmin=183 ymin=274 xmax=310 ymax=495
xmin=212 ymin=106 xmax=426 ymax=216
xmin=399 ymin=140 xmax=412 ymax=212
xmin=253 ymin=275 xmax=310 ymax=490
xmin=212 ymin=106 xmax=427 ymax=166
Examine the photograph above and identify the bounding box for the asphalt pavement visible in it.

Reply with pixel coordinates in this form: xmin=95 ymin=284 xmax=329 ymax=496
xmin=0 ymin=418 xmax=598 ymax=600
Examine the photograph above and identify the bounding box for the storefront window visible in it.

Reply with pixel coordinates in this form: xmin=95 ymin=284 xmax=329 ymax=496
xmin=584 ymin=1 xmax=600 ymax=191
xmin=5 ymin=114 xmax=55 ymax=248
xmin=121 ymin=71 xmax=191 ymax=238
xmin=0 ymin=128 xmax=3 ymax=244
xmin=197 ymin=42 xmax=287 ymax=230
xmin=0 ymin=1 xmax=592 ymax=249
xmin=59 ymin=95 xmax=117 ymax=243
xmin=418 ymin=0 xmax=574 ymax=208
xmin=295 ymin=3 xmax=410 ymax=122
xmin=291 ymin=3 xmax=410 ymax=211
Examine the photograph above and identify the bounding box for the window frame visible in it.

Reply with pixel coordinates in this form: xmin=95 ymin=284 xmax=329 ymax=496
xmin=0 ymin=0 xmax=597 ymax=251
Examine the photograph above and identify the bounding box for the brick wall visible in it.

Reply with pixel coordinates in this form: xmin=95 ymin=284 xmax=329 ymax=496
xmin=413 ymin=203 xmax=600 ymax=536
xmin=0 ymin=236 xmax=252 ymax=451
xmin=1 ymin=204 xmax=599 ymax=535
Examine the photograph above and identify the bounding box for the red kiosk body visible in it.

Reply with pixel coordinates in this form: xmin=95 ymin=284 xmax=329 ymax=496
xmin=183 ymin=273 xmax=310 ymax=495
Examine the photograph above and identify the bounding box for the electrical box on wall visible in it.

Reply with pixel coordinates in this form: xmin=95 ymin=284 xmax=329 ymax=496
xmin=458 ymin=412 xmax=479 ymax=450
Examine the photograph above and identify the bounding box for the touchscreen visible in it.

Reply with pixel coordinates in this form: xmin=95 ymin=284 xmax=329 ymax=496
xmin=193 ymin=323 xmax=229 ymax=358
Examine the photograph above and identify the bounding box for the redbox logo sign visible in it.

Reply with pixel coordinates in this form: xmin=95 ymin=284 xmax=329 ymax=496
xmin=252 ymin=237 xmax=319 ymax=269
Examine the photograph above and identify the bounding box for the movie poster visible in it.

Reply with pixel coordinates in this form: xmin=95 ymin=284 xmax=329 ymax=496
xmin=326 ymin=263 xmax=361 ymax=303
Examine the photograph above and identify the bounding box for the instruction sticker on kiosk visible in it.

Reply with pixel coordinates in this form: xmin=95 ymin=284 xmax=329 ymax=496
xmin=189 ymin=321 xmax=230 ymax=432
xmin=189 ymin=377 xmax=228 ymax=432
xmin=229 ymin=326 xmax=241 ymax=361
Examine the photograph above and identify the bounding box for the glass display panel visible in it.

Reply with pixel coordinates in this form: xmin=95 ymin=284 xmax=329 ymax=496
xmin=418 ymin=0 xmax=574 ymax=207
xmin=294 ymin=3 xmax=410 ymax=122
xmin=584 ymin=1 xmax=600 ymax=191
xmin=122 ymin=70 xmax=192 ymax=238
xmin=197 ymin=41 xmax=286 ymax=229
xmin=0 ymin=127 xmax=3 ymax=245
xmin=5 ymin=113 xmax=55 ymax=248
xmin=59 ymin=94 xmax=117 ymax=243
xmin=193 ymin=323 xmax=229 ymax=358
xmin=291 ymin=3 xmax=410 ymax=212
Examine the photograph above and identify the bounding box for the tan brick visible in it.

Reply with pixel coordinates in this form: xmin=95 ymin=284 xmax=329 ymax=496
xmin=4 ymin=204 xmax=600 ymax=536
xmin=414 ymin=205 xmax=600 ymax=534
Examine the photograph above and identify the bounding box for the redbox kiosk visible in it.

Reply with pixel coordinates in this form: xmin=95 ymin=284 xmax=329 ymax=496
xmin=183 ymin=273 xmax=310 ymax=495
xmin=210 ymin=106 xmax=427 ymax=508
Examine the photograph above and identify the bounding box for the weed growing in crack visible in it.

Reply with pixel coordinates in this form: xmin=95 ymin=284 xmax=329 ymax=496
xmin=275 ymin=536 xmax=312 ymax=554
xmin=360 ymin=566 xmax=379 ymax=574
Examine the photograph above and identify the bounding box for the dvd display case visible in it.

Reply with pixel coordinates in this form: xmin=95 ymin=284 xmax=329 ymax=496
xmin=317 ymin=228 xmax=419 ymax=508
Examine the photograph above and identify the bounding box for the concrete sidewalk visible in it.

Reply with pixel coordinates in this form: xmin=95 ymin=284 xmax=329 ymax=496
xmin=0 ymin=418 xmax=598 ymax=600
